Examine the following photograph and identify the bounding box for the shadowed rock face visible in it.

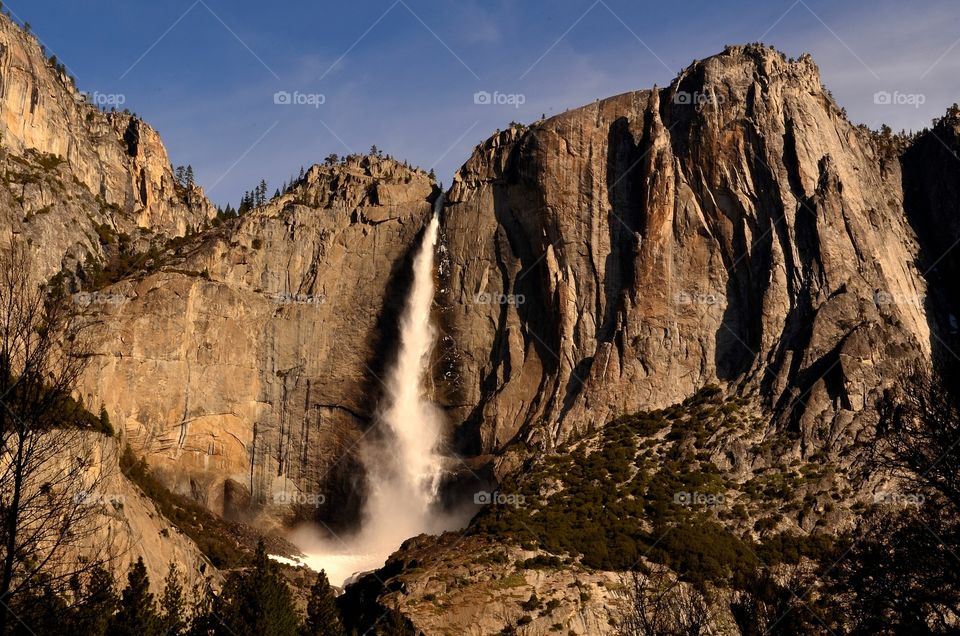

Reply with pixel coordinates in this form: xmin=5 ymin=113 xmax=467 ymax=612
xmin=438 ymin=45 xmax=937 ymax=461
xmin=901 ymin=109 xmax=960 ymax=367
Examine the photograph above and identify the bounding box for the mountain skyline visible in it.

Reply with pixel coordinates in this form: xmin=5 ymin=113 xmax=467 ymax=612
xmin=8 ymin=0 xmax=958 ymax=207
xmin=1 ymin=3 xmax=960 ymax=631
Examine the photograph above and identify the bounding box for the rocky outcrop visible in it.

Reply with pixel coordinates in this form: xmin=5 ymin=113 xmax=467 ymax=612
xmin=341 ymin=534 xmax=624 ymax=635
xmin=39 ymin=432 xmax=216 ymax=593
xmin=0 ymin=12 xmax=214 ymax=280
xmin=79 ymin=156 xmax=438 ymax=527
xmin=438 ymin=45 xmax=932 ymax=462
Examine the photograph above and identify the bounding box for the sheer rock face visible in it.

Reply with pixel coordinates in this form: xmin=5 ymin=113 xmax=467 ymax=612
xmin=79 ymin=157 xmax=437 ymax=523
xmin=901 ymin=110 xmax=960 ymax=362
xmin=438 ymin=46 xmax=932 ymax=460
xmin=0 ymin=13 xmax=213 ymax=278
xmin=56 ymin=434 xmax=216 ymax=594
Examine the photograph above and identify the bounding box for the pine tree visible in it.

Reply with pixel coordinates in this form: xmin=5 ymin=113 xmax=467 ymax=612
xmin=185 ymin=165 xmax=195 ymax=188
xmin=159 ymin=563 xmax=188 ymax=636
xmin=186 ymin=581 xmax=219 ymax=636
xmin=110 ymin=558 xmax=160 ymax=636
xmin=300 ymin=570 xmax=344 ymax=636
xmin=98 ymin=403 xmax=113 ymax=435
xmin=11 ymin=581 xmax=68 ymax=636
xmin=71 ymin=566 xmax=119 ymax=636
xmin=217 ymin=540 xmax=299 ymax=636
xmin=174 ymin=166 xmax=186 ymax=188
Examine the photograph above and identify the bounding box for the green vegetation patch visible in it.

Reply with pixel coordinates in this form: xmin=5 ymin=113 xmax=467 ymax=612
xmin=470 ymin=386 xmax=833 ymax=589
xmin=120 ymin=445 xmax=249 ymax=568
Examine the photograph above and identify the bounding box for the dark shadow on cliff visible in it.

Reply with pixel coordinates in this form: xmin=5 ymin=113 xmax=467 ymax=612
xmin=310 ymin=191 xmax=441 ymax=533
xmin=661 ymin=74 xmax=767 ymax=385
xmin=901 ymin=111 xmax=960 ymax=379
xmin=448 ymin=132 xmax=562 ymax=456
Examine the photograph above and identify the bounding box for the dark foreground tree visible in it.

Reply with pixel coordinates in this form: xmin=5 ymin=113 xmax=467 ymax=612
xmin=301 ymin=570 xmax=344 ymax=636
xmin=820 ymin=365 xmax=960 ymax=634
xmin=69 ymin=565 xmax=119 ymax=635
xmin=159 ymin=563 xmax=188 ymax=636
xmin=215 ymin=540 xmax=299 ymax=636
xmin=110 ymin=558 xmax=160 ymax=636
xmin=729 ymin=566 xmax=823 ymax=636
xmin=612 ymin=564 xmax=711 ymax=636
xmin=823 ymin=505 xmax=960 ymax=634
xmin=0 ymin=243 xmax=118 ymax=632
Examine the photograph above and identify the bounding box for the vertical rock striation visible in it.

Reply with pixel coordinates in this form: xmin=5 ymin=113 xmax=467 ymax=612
xmin=439 ymin=45 xmax=934 ymax=461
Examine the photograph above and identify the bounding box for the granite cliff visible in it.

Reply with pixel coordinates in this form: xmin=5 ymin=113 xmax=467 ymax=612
xmin=2 ymin=8 xmax=960 ymax=629
xmin=0 ymin=12 xmax=214 ymax=281
xmin=79 ymin=156 xmax=438 ymax=528
xmin=438 ymin=45 xmax=937 ymax=466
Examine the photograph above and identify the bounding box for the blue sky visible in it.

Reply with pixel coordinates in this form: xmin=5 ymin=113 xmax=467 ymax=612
xmin=8 ymin=0 xmax=959 ymax=207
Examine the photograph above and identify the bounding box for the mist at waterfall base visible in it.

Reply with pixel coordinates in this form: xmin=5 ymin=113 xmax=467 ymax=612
xmin=291 ymin=209 xmax=474 ymax=588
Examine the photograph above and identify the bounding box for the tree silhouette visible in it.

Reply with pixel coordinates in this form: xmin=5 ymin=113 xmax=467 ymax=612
xmin=0 ymin=244 xmax=118 ymax=633
xmin=70 ymin=566 xmax=119 ymax=636
xmin=159 ymin=563 xmax=188 ymax=636
xmin=301 ymin=570 xmax=344 ymax=636
xmin=109 ymin=558 xmax=159 ymax=636
xmin=216 ymin=540 xmax=299 ymax=636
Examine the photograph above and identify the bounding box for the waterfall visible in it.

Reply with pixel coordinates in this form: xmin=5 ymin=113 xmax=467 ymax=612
xmin=362 ymin=199 xmax=446 ymax=529
xmin=295 ymin=196 xmax=464 ymax=587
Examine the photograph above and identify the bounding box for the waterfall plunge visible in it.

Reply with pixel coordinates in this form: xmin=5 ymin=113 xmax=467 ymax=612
xmin=363 ymin=209 xmax=446 ymax=531
xmin=294 ymin=200 xmax=466 ymax=587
